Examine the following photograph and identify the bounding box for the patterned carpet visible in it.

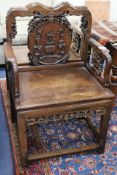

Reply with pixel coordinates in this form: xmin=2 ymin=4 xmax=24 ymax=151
xmin=0 ymin=79 xmax=117 ymax=175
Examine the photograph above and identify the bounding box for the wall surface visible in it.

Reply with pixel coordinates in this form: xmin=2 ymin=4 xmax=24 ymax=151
xmin=0 ymin=0 xmax=53 ymax=23
xmin=110 ymin=0 xmax=117 ymax=21
xmin=54 ymin=0 xmax=116 ymax=21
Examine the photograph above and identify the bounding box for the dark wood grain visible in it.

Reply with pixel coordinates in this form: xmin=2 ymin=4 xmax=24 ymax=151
xmin=17 ymin=66 xmax=114 ymax=110
xmin=28 ymin=143 xmax=101 ymax=161
xmin=3 ymin=2 xmax=116 ymax=166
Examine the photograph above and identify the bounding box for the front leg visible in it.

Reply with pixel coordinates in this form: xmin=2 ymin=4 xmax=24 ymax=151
xmin=17 ymin=113 xmax=28 ymax=166
xmin=98 ymin=102 xmax=113 ymax=153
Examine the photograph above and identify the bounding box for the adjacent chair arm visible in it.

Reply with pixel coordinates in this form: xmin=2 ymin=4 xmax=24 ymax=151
xmin=87 ymin=38 xmax=112 ymax=87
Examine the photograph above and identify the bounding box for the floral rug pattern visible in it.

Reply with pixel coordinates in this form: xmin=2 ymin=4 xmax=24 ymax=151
xmin=48 ymin=110 xmax=117 ymax=175
xmin=27 ymin=110 xmax=117 ymax=175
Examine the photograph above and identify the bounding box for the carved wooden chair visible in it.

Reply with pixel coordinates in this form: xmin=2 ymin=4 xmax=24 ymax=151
xmin=4 ymin=2 xmax=117 ymax=166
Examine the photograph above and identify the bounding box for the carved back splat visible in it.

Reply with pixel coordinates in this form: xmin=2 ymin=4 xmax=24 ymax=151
xmin=28 ymin=12 xmax=72 ymax=65
xmin=6 ymin=2 xmax=92 ymax=65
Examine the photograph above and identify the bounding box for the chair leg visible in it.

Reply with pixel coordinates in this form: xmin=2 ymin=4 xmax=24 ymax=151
xmin=17 ymin=114 xmax=28 ymax=166
xmin=98 ymin=104 xmax=113 ymax=153
xmin=9 ymin=86 xmax=17 ymax=122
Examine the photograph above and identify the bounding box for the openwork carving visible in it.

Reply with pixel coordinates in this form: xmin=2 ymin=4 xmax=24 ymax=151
xmin=9 ymin=20 xmax=17 ymax=39
xmin=72 ymin=32 xmax=81 ymax=53
xmin=28 ymin=12 xmax=72 ymax=65
xmin=25 ymin=108 xmax=105 ymax=126
xmin=80 ymin=16 xmax=88 ymax=34
xmin=90 ymin=51 xmax=105 ymax=76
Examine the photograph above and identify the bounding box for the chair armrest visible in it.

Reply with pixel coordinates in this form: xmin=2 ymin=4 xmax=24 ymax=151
xmin=4 ymin=42 xmax=19 ymax=98
xmin=87 ymin=38 xmax=112 ymax=87
xmin=106 ymin=42 xmax=117 ymax=95
xmin=4 ymin=42 xmax=16 ymax=60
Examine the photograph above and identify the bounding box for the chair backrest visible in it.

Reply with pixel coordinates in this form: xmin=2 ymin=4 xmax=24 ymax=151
xmin=6 ymin=2 xmax=92 ymax=65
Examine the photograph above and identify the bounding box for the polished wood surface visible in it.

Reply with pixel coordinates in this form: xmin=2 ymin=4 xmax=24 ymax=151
xmin=4 ymin=2 xmax=116 ymax=166
xmin=18 ymin=66 xmax=114 ymax=110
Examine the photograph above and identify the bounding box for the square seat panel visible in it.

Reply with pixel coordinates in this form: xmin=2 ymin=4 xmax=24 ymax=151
xmin=17 ymin=66 xmax=114 ymax=110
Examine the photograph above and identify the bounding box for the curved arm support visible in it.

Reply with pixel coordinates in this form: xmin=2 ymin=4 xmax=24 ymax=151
xmin=4 ymin=42 xmax=19 ymax=98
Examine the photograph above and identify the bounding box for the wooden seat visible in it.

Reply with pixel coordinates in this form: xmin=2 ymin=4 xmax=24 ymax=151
xmin=4 ymin=2 xmax=117 ymax=166
xmin=17 ymin=65 xmax=114 ymax=110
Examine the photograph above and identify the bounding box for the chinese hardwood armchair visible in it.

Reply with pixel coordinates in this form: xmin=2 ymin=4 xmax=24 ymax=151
xmin=4 ymin=2 xmax=117 ymax=166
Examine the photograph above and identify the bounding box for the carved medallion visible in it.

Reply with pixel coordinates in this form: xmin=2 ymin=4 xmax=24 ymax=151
xmin=28 ymin=12 xmax=72 ymax=65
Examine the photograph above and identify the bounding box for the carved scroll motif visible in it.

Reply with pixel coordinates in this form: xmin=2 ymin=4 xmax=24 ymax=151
xmin=72 ymin=32 xmax=81 ymax=53
xmin=25 ymin=108 xmax=105 ymax=126
xmin=90 ymin=51 xmax=105 ymax=76
xmin=28 ymin=12 xmax=72 ymax=66
xmin=80 ymin=16 xmax=88 ymax=34
xmin=9 ymin=21 xmax=17 ymax=39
